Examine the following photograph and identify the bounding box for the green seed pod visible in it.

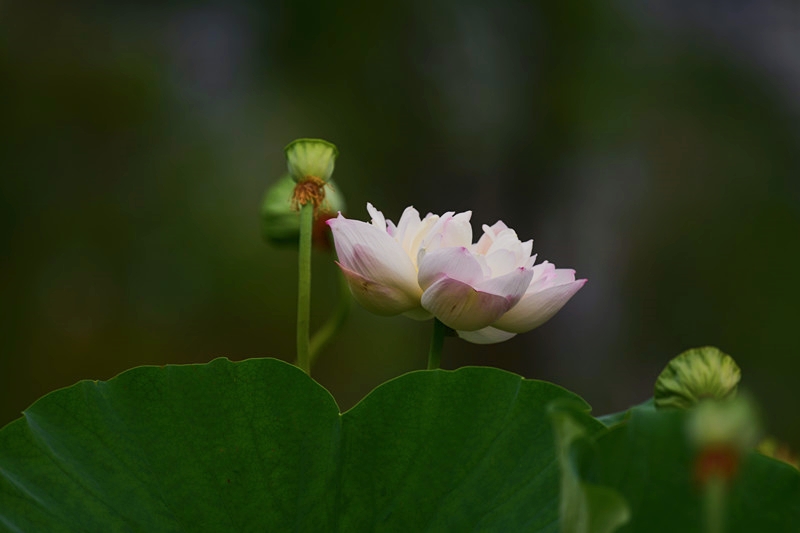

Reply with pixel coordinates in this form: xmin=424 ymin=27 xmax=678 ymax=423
xmin=260 ymin=174 xmax=346 ymax=247
xmin=654 ymin=346 xmax=741 ymax=410
xmin=285 ymin=138 xmax=338 ymax=184
xmin=688 ymin=394 xmax=760 ymax=451
xmin=688 ymin=395 xmax=761 ymax=487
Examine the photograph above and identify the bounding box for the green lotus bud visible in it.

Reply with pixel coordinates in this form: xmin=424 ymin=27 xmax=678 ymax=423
xmin=260 ymin=174 xmax=346 ymax=247
xmin=285 ymin=138 xmax=338 ymax=184
xmin=654 ymin=347 xmax=741 ymax=410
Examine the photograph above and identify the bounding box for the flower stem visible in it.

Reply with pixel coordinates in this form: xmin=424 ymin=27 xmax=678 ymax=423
xmin=295 ymin=202 xmax=314 ymax=374
xmin=309 ymin=267 xmax=351 ymax=366
xmin=703 ymin=476 xmax=726 ymax=533
xmin=427 ymin=318 xmax=446 ymax=370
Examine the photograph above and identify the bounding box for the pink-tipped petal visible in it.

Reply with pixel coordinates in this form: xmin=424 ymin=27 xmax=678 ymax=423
xmin=474 ymin=267 xmax=534 ymax=307
xmin=337 ymin=263 xmax=422 ymax=316
xmin=547 ymin=268 xmax=577 ymax=284
xmin=493 ymin=279 xmax=587 ymax=333
xmin=457 ymin=326 xmax=517 ymax=345
xmin=417 ymin=246 xmax=484 ymax=290
xmin=328 ymin=216 xmax=419 ymax=294
xmin=421 ymin=276 xmax=514 ymax=331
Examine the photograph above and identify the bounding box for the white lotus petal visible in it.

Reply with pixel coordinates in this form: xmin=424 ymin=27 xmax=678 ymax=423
xmin=337 ymin=263 xmax=421 ymax=315
xmin=489 ymin=221 xmax=508 ymax=232
xmin=425 ymin=211 xmax=473 ymax=249
xmin=327 ymin=215 xmax=419 ymax=296
xmin=521 ymin=239 xmax=533 ymax=260
xmin=367 ymin=202 xmax=386 ymax=232
xmin=386 ymin=219 xmax=397 ymax=237
xmin=406 ymin=215 xmax=441 ymax=267
xmin=457 ymin=326 xmax=517 ymax=344
xmin=484 ymin=248 xmax=519 ymax=276
xmin=487 ymin=228 xmax=522 ymax=256
xmin=493 ymin=279 xmax=587 ymax=333
xmin=472 ymin=254 xmax=493 ymax=278
xmin=417 ymin=246 xmax=484 ymax=290
xmin=421 ymin=276 xmax=513 ymax=331
xmin=474 ymin=225 xmax=495 ymax=254
xmin=394 ymin=206 xmax=421 ymax=246
xmin=474 ymin=267 xmax=533 ymax=307
xmin=529 ymin=261 xmax=555 ymax=286
xmin=545 ymin=268 xmax=577 ymax=285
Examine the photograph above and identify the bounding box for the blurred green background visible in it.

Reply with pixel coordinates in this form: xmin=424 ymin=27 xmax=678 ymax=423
xmin=2 ymin=1 xmax=798 ymax=447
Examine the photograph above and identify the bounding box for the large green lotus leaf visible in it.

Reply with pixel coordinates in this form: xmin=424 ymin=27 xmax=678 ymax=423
xmin=579 ymin=405 xmax=800 ymax=533
xmin=0 ymin=357 xmax=600 ymax=532
xmin=0 ymin=358 xmax=342 ymax=532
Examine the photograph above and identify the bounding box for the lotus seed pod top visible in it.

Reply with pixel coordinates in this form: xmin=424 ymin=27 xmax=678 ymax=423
xmin=285 ymin=138 xmax=338 ymax=183
xmin=688 ymin=395 xmax=761 ymax=454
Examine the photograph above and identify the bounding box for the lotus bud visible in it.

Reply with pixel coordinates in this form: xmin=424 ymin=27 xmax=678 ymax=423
xmin=654 ymin=347 xmax=741 ymax=410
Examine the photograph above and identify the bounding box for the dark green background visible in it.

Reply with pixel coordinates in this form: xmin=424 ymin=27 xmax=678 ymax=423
xmin=2 ymin=1 xmax=798 ymax=448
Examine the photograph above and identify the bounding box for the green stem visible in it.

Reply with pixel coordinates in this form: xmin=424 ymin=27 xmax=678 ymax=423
xmin=295 ymin=202 xmax=314 ymax=374
xmin=704 ymin=476 xmax=726 ymax=533
xmin=427 ymin=318 xmax=446 ymax=370
xmin=309 ymin=267 xmax=351 ymax=366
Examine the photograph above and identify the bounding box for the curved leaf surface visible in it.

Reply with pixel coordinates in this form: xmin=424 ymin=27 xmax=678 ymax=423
xmin=0 ymin=358 xmax=596 ymax=532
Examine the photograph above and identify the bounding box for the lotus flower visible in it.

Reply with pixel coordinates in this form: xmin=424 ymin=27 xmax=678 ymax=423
xmin=327 ymin=203 xmax=585 ymax=344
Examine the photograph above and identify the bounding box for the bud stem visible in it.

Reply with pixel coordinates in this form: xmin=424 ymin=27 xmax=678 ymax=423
xmin=427 ymin=318 xmax=446 ymax=370
xmin=309 ymin=267 xmax=351 ymax=366
xmin=295 ymin=201 xmax=314 ymax=374
xmin=703 ymin=475 xmax=726 ymax=533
